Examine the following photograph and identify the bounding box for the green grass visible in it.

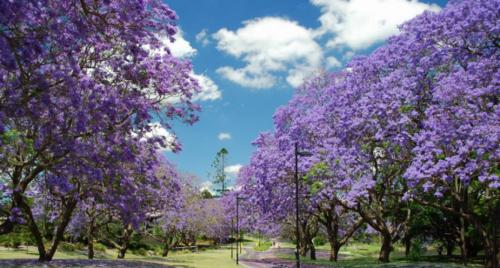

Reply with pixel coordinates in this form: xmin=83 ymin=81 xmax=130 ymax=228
xmin=140 ymin=248 xmax=240 ymax=268
xmin=279 ymin=254 xmax=484 ymax=268
xmin=253 ymin=240 xmax=272 ymax=252
xmin=276 ymin=242 xmax=484 ymax=268
xmin=0 ymin=246 xmax=240 ymax=268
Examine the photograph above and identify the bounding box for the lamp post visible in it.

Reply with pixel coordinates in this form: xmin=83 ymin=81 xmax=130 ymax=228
xmin=236 ymin=193 xmax=246 ymax=265
xmin=231 ymin=218 xmax=234 ymax=259
xmin=294 ymin=142 xmax=312 ymax=268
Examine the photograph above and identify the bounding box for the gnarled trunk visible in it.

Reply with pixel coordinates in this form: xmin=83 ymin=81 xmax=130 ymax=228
xmin=378 ymin=233 xmax=392 ymax=263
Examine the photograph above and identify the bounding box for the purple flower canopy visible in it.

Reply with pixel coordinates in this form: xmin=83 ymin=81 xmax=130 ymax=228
xmin=0 ymin=0 xmax=200 ymax=260
xmin=233 ymin=0 xmax=498 ymax=264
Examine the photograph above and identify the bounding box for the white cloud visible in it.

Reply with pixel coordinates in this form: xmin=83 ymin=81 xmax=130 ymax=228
xmin=225 ymin=164 xmax=243 ymax=177
xmin=213 ymin=17 xmax=323 ymax=89
xmin=218 ymin=132 xmax=232 ymax=140
xmin=168 ymin=29 xmax=197 ymax=58
xmin=326 ymin=56 xmax=341 ymax=69
xmin=157 ymin=31 xmax=221 ymax=102
xmin=192 ymin=73 xmax=222 ymax=101
xmin=311 ymin=0 xmax=440 ymax=50
xmin=143 ymin=123 xmax=177 ymax=151
xmin=195 ymin=29 xmax=211 ymax=46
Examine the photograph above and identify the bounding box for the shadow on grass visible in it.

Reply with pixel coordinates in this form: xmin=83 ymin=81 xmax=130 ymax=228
xmin=278 ymin=254 xmax=485 ymax=268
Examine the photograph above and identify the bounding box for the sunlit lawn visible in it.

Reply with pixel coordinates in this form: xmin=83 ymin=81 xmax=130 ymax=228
xmin=0 ymin=240 xmax=486 ymax=268
xmin=0 ymin=246 xmax=240 ymax=268
xmin=276 ymin=242 xmax=484 ymax=268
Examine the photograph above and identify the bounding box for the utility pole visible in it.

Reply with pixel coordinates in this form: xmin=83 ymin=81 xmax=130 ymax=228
xmin=236 ymin=193 xmax=240 ymax=265
xmin=294 ymin=142 xmax=312 ymax=268
xmin=231 ymin=218 xmax=234 ymax=259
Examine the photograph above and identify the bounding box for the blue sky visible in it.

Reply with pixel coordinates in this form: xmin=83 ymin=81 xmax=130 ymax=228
xmin=161 ymin=0 xmax=448 ymax=191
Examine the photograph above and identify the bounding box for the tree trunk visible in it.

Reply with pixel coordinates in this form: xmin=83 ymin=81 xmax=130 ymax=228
xmin=162 ymin=244 xmax=170 ymax=257
xmin=45 ymin=200 xmax=78 ymax=261
xmin=459 ymin=215 xmax=468 ymax=266
xmin=326 ymin=226 xmax=340 ymax=261
xmin=481 ymin=228 xmax=499 ymax=268
xmin=309 ymin=241 xmax=316 ymax=260
xmin=117 ymin=224 xmax=133 ymax=259
xmin=330 ymin=244 xmax=340 ymax=262
xmin=404 ymin=236 xmax=411 ymax=257
xmin=88 ymin=239 xmax=94 ymax=259
xmin=14 ymin=192 xmax=48 ymax=261
xmin=378 ymin=233 xmax=392 ymax=263
xmin=446 ymin=240 xmax=454 ymax=256
xmin=87 ymin=218 xmax=95 ymax=259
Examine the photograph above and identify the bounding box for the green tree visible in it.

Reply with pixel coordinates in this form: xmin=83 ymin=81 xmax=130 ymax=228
xmin=211 ymin=148 xmax=228 ymax=196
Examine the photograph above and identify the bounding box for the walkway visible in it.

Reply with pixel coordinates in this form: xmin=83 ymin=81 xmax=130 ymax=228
xmin=239 ymin=246 xmax=332 ymax=268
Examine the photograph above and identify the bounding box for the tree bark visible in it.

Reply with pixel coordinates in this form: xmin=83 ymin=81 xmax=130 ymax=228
xmin=45 ymin=199 xmax=78 ymax=261
xmin=378 ymin=232 xmax=392 ymax=263
xmin=309 ymin=241 xmax=316 ymax=260
xmin=14 ymin=192 xmax=48 ymax=261
xmin=404 ymin=236 xmax=411 ymax=257
xmin=117 ymin=224 xmax=133 ymax=259
xmin=88 ymin=220 xmax=95 ymax=260
xmin=162 ymin=243 xmax=170 ymax=257
xmin=459 ymin=214 xmax=468 ymax=266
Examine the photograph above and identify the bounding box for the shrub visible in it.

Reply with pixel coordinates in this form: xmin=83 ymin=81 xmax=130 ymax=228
xmin=60 ymin=242 xmax=76 ymax=252
xmin=94 ymin=243 xmax=107 ymax=252
xmin=313 ymin=235 xmax=326 ymax=246
xmin=409 ymin=239 xmax=427 ymax=261
xmin=133 ymin=248 xmax=148 ymax=256
xmin=74 ymin=242 xmax=86 ymax=251
xmin=11 ymin=239 xmax=21 ymax=249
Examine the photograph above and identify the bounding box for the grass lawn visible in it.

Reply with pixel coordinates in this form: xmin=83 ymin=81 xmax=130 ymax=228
xmin=0 ymin=246 xmax=240 ymax=268
xmin=276 ymin=242 xmax=485 ymax=268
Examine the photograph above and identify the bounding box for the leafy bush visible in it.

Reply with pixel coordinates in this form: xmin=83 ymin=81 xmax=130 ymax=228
xmin=313 ymin=235 xmax=326 ymax=246
xmin=74 ymin=242 xmax=86 ymax=251
xmin=11 ymin=239 xmax=21 ymax=249
xmin=409 ymin=239 xmax=427 ymax=261
xmin=94 ymin=243 xmax=107 ymax=252
xmin=133 ymin=248 xmax=148 ymax=256
xmin=60 ymin=242 xmax=76 ymax=252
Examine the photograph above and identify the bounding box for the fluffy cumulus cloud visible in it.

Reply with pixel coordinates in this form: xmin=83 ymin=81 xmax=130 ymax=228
xmin=195 ymin=29 xmax=211 ymax=46
xmin=162 ymin=30 xmax=221 ymax=101
xmin=311 ymin=0 xmax=441 ymax=50
xmin=168 ymin=29 xmax=197 ymax=58
xmin=218 ymin=132 xmax=232 ymax=140
xmin=213 ymin=17 xmax=323 ymax=89
xmin=225 ymin=164 xmax=243 ymax=177
xmin=191 ymin=73 xmax=221 ymax=101
xmin=326 ymin=56 xmax=341 ymax=69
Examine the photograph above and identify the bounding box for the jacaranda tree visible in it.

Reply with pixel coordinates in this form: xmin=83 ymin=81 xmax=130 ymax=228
xmin=239 ymin=0 xmax=499 ymax=266
xmin=0 ymin=0 xmax=199 ymax=261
